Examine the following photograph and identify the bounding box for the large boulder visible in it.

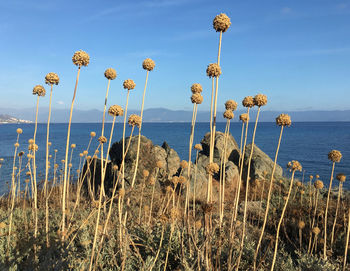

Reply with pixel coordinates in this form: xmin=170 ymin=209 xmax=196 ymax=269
xmin=238 ymin=144 xmax=283 ymax=181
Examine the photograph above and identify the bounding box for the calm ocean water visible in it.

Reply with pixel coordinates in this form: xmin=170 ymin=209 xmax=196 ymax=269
xmin=0 ymin=122 xmax=349 ymax=193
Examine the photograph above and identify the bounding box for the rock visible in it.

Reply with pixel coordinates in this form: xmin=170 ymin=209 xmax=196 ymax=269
xmin=238 ymin=144 xmax=283 ymax=181
xmin=224 ymin=161 xmax=239 ymax=186
xmin=162 ymin=142 xmax=180 ymax=178
xmin=200 ymin=131 xmax=240 ymax=163
xmin=239 ymin=201 xmax=264 ymax=217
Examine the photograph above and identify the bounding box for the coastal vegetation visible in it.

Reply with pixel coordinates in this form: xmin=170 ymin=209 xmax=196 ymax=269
xmin=0 ymin=13 xmax=348 ymax=271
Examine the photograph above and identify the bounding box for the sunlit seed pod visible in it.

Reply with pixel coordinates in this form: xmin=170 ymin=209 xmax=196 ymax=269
xmin=128 ymin=114 xmax=142 ymax=128
xmin=206 ymin=63 xmax=221 ymax=78
xmin=312 ymin=227 xmax=321 ymax=235
xmin=239 ymin=113 xmax=249 ymax=123
xmin=180 ymin=160 xmax=188 ymax=169
xmin=16 ymin=128 xmax=23 ymax=134
xmin=90 ymin=131 xmax=96 ymax=137
xmin=191 ymin=93 xmax=203 ymax=104
xmin=276 ymin=113 xmax=292 ymax=127
xmin=253 ymin=94 xmax=268 ymax=107
xmin=108 ymin=105 xmax=124 ymax=117
xmin=98 ymin=136 xmax=107 ymax=144
xmin=72 ymin=50 xmax=90 ymax=67
xmin=112 ymin=165 xmax=118 ymax=171
xmin=328 ymin=150 xmax=342 ymax=163
xmin=314 ymin=180 xmax=324 ymax=189
xmin=83 ymin=150 xmax=88 ymax=156
xmin=225 ymin=100 xmax=237 ymax=111
xmin=71 ymin=144 xmax=76 ymax=149
xmin=104 ymin=68 xmax=117 ymax=80
xmin=14 ymin=143 xmax=19 ymax=148
xmin=142 ymin=58 xmax=155 ymax=71
xmin=213 ymin=13 xmax=231 ymax=32
xmin=123 ymin=79 xmax=136 ymax=90
xmin=223 ymin=110 xmax=234 ymax=120
xmin=194 ymin=144 xmax=202 ymax=151
xmin=242 ymin=96 xmax=254 ymax=108
xmin=336 ymin=173 xmax=346 ymax=182
xmin=143 ymin=169 xmax=149 ymax=178
xmin=33 ymin=85 xmax=46 ymax=96
xmin=45 ymin=72 xmax=60 ymax=85
xmin=191 ymin=83 xmax=203 ymax=94
xmin=298 ymin=221 xmax=305 ymax=229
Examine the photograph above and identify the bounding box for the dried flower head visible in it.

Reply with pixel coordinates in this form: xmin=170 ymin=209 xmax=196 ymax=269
xmin=239 ymin=113 xmax=249 ymax=123
xmin=314 ymin=180 xmax=324 ymax=189
xmin=28 ymin=143 xmax=38 ymax=151
xmin=33 ymin=85 xmax=46 ymax=96
xmin=223 ymin=110 xmax=234 ymax=120
xmin=72 ymin=50 xmax=90 ymax=67
xmin=180 ymin=160 xmax=188 ymax=169
xmin=254 ymin=94 xmax=268 ymax=107
xmin=128 ymin=114 xmax=142 ymax=128
xmin=148 ymin=176 xmax=156 ymax=185
xmin=170 ymin=207 xmax=180 ymax=221
xmin=118 ymin=188 xmax=125 ymax=197
xmin=276 ymin=113 xmax=292 ymax=127
xmin=295 ymin=181 xmax=302 ymax=187
xmin=83 ymin=150 xmax=88 ymax=156
xmin=312 ymin=227 xmax=321 ymax=235
xmin=45 ymin=72 xmax=59 ymax=85
xmin=191 ymin=83 xmax=203 ymax=94
xmin=71 ymin=144 xmax=76 ymax=149
xmin=287 ymin=160 xmax=302 ymax=172
xmin=310 ymin=175 xmax=314 ymax=180
xmin=156 ymin=160 xmax=163 ymax=169
xmin=123 ymin=79 xmax=136 ymax=90
xmin=336 ymin=173 xmax=346 ymax=182
xmin=18 ymin=151 xmax=24 ymax=157
xmin=14 ymin=143 xmax=19 ymax=148
xmin=28 ymin=139 xmax=34 ymax=144
xmin=171 ymin=176 xmax=179 ymax=186
xmin=298 ymin=221 xmax=306 ymax=229
xmin=179 ymin=176 xmax=187 ymax=185
xmin=316 ymin=174 xmax=320 ymax=179
xmin=79 ymin=153 xmax=83 ymax=157
xmin=213 ymin=13 xmax=231 ymax=32
xmin=191 ymin=93 xmax=203 ymax=104
xmin=206 ymin=63 xmax=221 ymax=78
xmin=142 ymin=58 xmax=155 ymax=71
xmin=300 ymin=190 xmax=305 ymax=195
xmin=194 ymin=144 xmax=203 ymax=151
xmin=206 ymin=162 xmax=219 ymax=176
xmin=225 ymin=100 xmax=237 ymax=111
xmin=242 ymin=96 xmax=254 ymax=108
xmin=108 ymin=105 xmax=124 ymax=117
xmin=104 ymin=68 xmax=117 ymax=80
xmin=90 ymin=131 xmax=96 ymax=137
xmin=68 ymin=163 xmax=72 ymax=168
xmin=328 ymin=150 xmax=342 ymax=163
xmin=16 ymin=128 xmax=23 ymax=134
xmin=98 ymin=136 xmax=107 ymax=144
xmin=112 ymin=165 xmax=118 ymax=171
xmin=143 ymin=169 xmax=149 ymax=178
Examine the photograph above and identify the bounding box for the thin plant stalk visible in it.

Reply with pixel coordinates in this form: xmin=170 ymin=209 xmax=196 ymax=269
xmin=343 ymin=207 xmax=350 ymax=271
xmin=61 ymin=66 xmax=81 ymax=240
xmin=253 ymin=125 xmax=284 ymax=270
xmin=131 ymin=70 xmax=149 ymax=188
xmin=331 ymin=182 xmax=343 ymax=246
xmin=239 ymin=122 xmax=244 ymax=168
xmin=122 ymin=89 xmax=130 ymax=191
xmin=271 ymin=170 xmax=296 ymax=271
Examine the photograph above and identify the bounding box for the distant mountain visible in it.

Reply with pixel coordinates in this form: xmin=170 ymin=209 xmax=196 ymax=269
xmin=0 ymin=107 xmax=349 ymax=123
xmin=0 ymin=114 xmax=32 ymax=124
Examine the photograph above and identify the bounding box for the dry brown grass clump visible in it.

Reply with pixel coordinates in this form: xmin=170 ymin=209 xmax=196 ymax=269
xmin=191 ymin=83 xmax=203 ymax=94
xmin=104 ymin=68 xmax=117 ymax=80
xmin=123 ymin=79 xmax=136 ymax=90
xmin=72 ymin=50 xmax=90 ymax=66
xmin=213 ymin=13 xmax=231 ymax=32
xmin=328 ymin=150 xmax=342 ymax=163
xmin=128 ymin=114 xmax=141 ymax=128
xmin=206 ymin=63 xmax=221 ymax=78
xmin=142 ymin=58 xmax=155 ymax=71
xmin=33 ymin=85 xmax=46 ymax=96
xmin=45 ymin=72 xmax=60 ymax=85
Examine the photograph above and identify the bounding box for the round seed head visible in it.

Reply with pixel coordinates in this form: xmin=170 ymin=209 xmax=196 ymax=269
xmin=79 ymin=153 xmax=83 ymax=157
xmin=45 ymin=72 xmax=59 ymax=85
xmin=72 ymin=50 xmax=90 ymax=67
xmin=156 ymin=160 xmax=163 ymax=169
xmin=179 ymin=176 xmax=187 ymax=185
xmin=239 ymin=113 xmax=249 ymax=123
xmin=148 ymin=176 xmax=156 ymax=185
xmin=191 ymin=83 xmax=203 ymax=94
xmin=16 ymin=128 xmax=23 ymax=134
xmin=194 ymin=144 xmax=203 ymax=151
xmin=143 ymin=169 xmax=149 ymax=178
xmin=336 ymin=173 xmax=346 ymax=182
xmin=213 ymin=13 xmax=231 ymax=32
xmin=171 ymin=176 xmax=179 ymax=185
xmin=314 ymin=180 xmax=324 ymax=189
xmin=328 ymin=150 xmax=342 ymax=163
xmin=242 ymin=96 xmax=254 ymax=108
xmin=316 ymin=174 xmax=320 ymax=179
xmin=223 ymin=110 xmax=234 ymax=120
xmin=295 ymin=181 xmax=302 ymax=187
xmin=28 ymin=139 xmax=34 ymax=144
xmin=33 ymin=85 xmax=46 ymax=96
xmin=287 ymin=160 xmax=302 ymax=172
xmin=225 ymin=100 xmax=237 ymax=111
xmin=180 ymin=160 xmax=188 ymax=169
xmin=112 ymin=165 xmax=118 ymax=171
xmin=142 ymin=58 xmax=155 ymax=71
xmin=108 ymin=105 xmax=124 ymax=117
xmin=28 ymin=143 xmax=38 ymax=151
xmin=90 ymin=131 xmax=96 ymax=137
xmin=312 ymin=227 xmax=321 ymax=235
xmin=298 ymin=221 xmax=305 ymax=229
xmin=123 ymin=79 xmax=136 ymax=90
xmin=118 ymin=188 xmax=125 ymax=197
xmin=206 ymin=63 xmax=221 ymax=78
xmin=98 ymin=136 xmax=107 ymax=144
xmin=300 ymin=190 xmax=305 ymax=195
xmin=14 ymin=143 xmax=19 ymax=148
xmin=254 ymin=94 xmax=268 ymax=107
xmin=71 ymin=144 xmax=76 ymax=149
xmin=310 ymin=175 xmax=314 ymax=180
xmin=83 ymin=150 xmax=88 ymax=155
xmin=128 ymin=114 xmax=142 ymax=128
xmin=276 ymin=113 xmax=292 ymax=127
xmin=191 ymin=93 xmax=203 ymax=104
xmin=18 ymin=151 xmax=24 ymax=157
xmin=104 ymin=68 xmax=117 ymax=80
xmin=206 ymin=162 xmax=219 ymax=176
xmin=25 ymin=178 xmax=30 ymax=184
xmin=68 ymin=163 xmax=72 ymax=168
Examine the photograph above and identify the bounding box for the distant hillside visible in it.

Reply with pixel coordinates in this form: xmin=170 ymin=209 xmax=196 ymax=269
xmin=0 ymin=114 xmax=32 ymax=124
xmin=0 ymin=108 xmax=349 ymax=123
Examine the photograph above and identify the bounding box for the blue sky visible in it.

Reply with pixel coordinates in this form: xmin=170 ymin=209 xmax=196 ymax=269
xmin=0 ymin=0 xmax=349 ymax=113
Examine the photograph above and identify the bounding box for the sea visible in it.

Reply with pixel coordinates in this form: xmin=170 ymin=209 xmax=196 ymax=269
xmin=0 ymin=122 xmax=349 ymax=194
